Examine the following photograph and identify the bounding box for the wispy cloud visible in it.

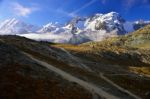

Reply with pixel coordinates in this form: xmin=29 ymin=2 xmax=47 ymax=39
xmin=123 ymin=0 xmax=150 ymax=10
xmin=56 ymin=0 xmax=98 ymax=18
xmin=56 ymin=9 xmax=76 ymax=18
xmin=11 ymin=2 xmax=39 ymax=17
xmin=101 ymin=0 xmax=107 ymax=5
xmin=69 ymin=0 xmax=98 ymax=16
xmin=124 ymin=0 xmax=136 ymax=10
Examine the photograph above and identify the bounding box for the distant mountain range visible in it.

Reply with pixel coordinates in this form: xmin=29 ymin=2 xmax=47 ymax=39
xmin=0 ymin=12 xmax=150 ymax=44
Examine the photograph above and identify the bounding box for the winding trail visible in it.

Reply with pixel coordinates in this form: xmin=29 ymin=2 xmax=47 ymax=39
xmin=22 ymin=51 xmax=142 ymax=99
xmin=23 ymin=52 xmax=119 ymax=99
xmin=60 ymin=48 xmax=141 ymax=99
xmin=99 ymin=73 xmax=141 ymax=99
xmin=60 ymin=48 xmax=92 ymax=71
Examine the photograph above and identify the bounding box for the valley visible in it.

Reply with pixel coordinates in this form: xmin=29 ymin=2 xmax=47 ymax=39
xmin=0 ymin=25 xmax=149 ymax=99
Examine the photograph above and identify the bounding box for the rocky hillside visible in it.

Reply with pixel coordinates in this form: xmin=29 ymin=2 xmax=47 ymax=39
xmin=0 ymin=25 xmax=150 ymax=99
xmin=0 ymin=36 xmax=93 ymax=99
xmin=80 ymin=26 xmax=150 ymax=62
xmin=54 ymin=25 xmax=150 ymax=99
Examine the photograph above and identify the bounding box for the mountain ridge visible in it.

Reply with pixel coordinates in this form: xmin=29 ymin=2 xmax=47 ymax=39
xmin=0 ymin=18 xmax=39 ymax=34
xmin=0 ymin=12 xmax=150 ymax=44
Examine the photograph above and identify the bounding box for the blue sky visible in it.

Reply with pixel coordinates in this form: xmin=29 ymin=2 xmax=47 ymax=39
xmin=0 ymin=0 xmax=150 ymax=26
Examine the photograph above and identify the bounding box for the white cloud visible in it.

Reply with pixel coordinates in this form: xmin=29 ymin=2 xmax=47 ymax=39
xmin=19 ymin=32 xmax=72 ymax=43
xmin=11 ymin=2 xmax=39 ymax=17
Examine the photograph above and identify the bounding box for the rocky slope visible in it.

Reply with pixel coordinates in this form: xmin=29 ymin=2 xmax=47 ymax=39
xmin=0 ymin=22 xmax=150 ymax=99
xmin=53 ymin=25 xmax=150 ymax=98
xmin=0 ymin=35 xmax=136 ymax=99
xmin=0 ymin=36 xmax=93 ymax=99
xmin=0 ymin=36 xmax=135 ymax=99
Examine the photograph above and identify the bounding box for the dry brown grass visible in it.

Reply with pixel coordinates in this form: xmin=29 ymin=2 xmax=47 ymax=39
xmin=129 ymin=66 xmax=150 ymax=77
xmin=1 ymin=34 xmax=150 ymax=99
xmin=0 ymin=63 xmax=92 ymax=99
xmin=53 ymin=43 xmax=91 ymax=52
xmin=106 ymin=74 xmax=150 ymax=99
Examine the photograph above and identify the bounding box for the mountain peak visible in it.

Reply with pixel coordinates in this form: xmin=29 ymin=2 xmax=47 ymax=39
xmin=43 ymin=22 xmax=58 ymax=29
xmin=84 ymin=11 xmax=125 ymax=33
xmin=4 ymin=18 xmax=19 ymax=22
xmin=0 ymin=18 xmax=39 ymax=34
xmin=37 ymin=22 xmax=60 ymax=33
xmin=107 ymin=11 xmax=119 ymax=15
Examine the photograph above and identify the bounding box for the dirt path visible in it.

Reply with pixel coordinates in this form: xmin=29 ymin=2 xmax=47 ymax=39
xmin=60 ymin=48 xmax=92 ymax=71
xmin=99 ymin=73 xmax=141 ymax=99
xmin=23 ymin=52 xmax=119 ymax=99
xmin=60 ymin=48 xmax=141 ymax=99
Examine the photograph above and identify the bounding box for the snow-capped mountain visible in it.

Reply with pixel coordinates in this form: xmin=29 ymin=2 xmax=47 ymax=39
xmin=0 ymin=12 xmax=150 ymax=44
xmin=66 ymin=12 xmax=126 ymax=44
xmin=124 ymin=20 xmax=150 ymax=33
xmin=84 ymin=12 xmax=126 ymax=34
xmin=133 ymin=20 xmax=150 ymax=30
xmin=38 ymin=17 xmax=85 ymax=34
xmin=37 ymin=22 xmax=60 ymax=33
xmin=36 ymin=12 xmax=126 ymax=44
xmin=64 ymin=17 xmax=85 ymax=34
xmin=0 ymin=18 xmax=39 ymax=35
